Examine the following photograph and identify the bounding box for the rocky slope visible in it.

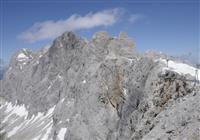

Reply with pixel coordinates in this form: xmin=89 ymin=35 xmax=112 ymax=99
xmin=0 ymin=31 xmax=200 ymax=140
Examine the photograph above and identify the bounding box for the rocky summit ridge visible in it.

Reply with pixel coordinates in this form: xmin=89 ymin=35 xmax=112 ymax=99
xmin=0 ymin=31 xmax=200 ymax=140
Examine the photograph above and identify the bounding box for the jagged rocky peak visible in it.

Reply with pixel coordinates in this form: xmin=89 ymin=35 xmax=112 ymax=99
xmin=92 ymin=31 xmax=135 ymax=48
xmin=9 ymin=48 xmax=34 ymax=69
xmin=48 ymin=31 xmax=87 ymax=60
xmin=91 ymin=31 xmax=136 ymax=59
xmin=92 ymin=31 xmax=112 ymax=42
xmin=51 ymin=31 xmax=83 ymax=49
xmin=46 ymin=31 xmax=137 ymax=63
xmin=11 ymin=31 xmax=136 ymax=64
xmin=1 ymin=31 xmax=199 ymax=140
xmin=119 ymin=31 xmax=128 ymax=39
xmin=40 ymin=44 xmax=50 ymax=54
xmin=48 ymin=31 xmax=136 ymax=52
xmin=16 ymin=48 xmax=33 ymax=61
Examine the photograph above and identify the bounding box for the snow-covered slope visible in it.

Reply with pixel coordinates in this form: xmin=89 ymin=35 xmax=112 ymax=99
xmin=0 ymin=102 xmax=56 ymax=140
xmin=159 ymin=59 xmax=199 ymax=81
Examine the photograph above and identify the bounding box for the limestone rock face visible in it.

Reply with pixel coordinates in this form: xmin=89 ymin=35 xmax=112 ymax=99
xmin=0 ymin=31 xmax=199 ymax=140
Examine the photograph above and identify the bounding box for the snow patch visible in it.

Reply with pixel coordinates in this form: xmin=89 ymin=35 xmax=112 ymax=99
xmin=17 ymin=53 xmax=29 ymax=62
xmin=57 ymin=74 xmax=63 ymax=79
xmin=47 ymin=82 xmax=52 ymax=90
xmin=128 ymin=58 xmax=134 ymax=64
xmin=159 ymin=59 xmax=200 ymax=81
xmin=60 ymin=42 xmax=63 ymax=48
xmin=123 ymin=88 xmax=128 ymax=97
xmin=60 ymin=98 xmax=65 ymax=103
xmin=2 ymin=102 xmax=28 ymax=123
xmin=46 ymin=105 xmax=56 ymax=116
xmin=7 ymin=125 xmax=23 ymax=137
xmin=35 ymin=61 xmax=39 ymax=64
xmin=41 ymin=124 xmax=53 ymax=140
xmin=12 ymin=104 xmax=28 ymax=117
xmin=1 ymin=102 xmax=55 ymax=139
xmin=17 ymin=53 xmax=27 ymax=59
xmin=58 ymin=128 xmax=67 ymax=140
xmin=66 ymin=119 xmax=70 ymax=122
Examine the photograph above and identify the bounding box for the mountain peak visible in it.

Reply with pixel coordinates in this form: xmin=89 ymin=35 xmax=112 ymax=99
xmin=0 ymin=31 xmax=199 ymax=140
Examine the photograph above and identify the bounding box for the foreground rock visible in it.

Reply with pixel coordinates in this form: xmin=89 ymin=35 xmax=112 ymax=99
xmin=0 ymin=31 xmax=199 ymax=140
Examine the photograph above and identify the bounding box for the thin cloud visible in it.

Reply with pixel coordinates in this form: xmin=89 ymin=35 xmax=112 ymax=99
xmin=18 ymin=8 xmax=123 ymax=43
xmin=128 ymin=14 xmax=144 ymax=23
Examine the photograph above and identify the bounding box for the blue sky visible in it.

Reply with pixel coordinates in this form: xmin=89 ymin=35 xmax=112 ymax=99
xmin=0 ymin=0 xmax=199 ymax=64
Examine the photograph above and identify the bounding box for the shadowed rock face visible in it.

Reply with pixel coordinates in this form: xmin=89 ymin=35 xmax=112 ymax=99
xmin=0 ymin=68 xmax=5 ymax=80
xmin=0 ymin=59 xmax=6 ymax=80
xmin=0 ymin=31 xmax=199 ymax=140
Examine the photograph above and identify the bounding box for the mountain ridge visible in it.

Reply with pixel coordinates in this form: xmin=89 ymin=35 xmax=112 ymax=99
xmin=0 ymin=31 xmax=199 ymax=140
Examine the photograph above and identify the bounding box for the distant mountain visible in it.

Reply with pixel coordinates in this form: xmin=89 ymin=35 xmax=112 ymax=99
xmin=0 ymin=68 xmax=4 ymax=79
xmin=0 ymin=59 xmax=5 ymax=80
xmin=0 ymin=32 xmax=199 ymax=140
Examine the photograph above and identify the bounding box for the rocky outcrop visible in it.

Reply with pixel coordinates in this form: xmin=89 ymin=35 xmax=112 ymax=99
xmin=0 ymin=31 xmax=199 ymax=140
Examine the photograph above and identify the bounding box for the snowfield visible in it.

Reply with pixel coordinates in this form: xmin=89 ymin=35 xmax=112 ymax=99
xmin=0 ymin=102 xmax=56 ymax=140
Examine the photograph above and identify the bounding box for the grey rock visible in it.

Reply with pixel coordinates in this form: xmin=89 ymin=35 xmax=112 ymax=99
xmin=0 ymin=31 xmax=199 ymax=140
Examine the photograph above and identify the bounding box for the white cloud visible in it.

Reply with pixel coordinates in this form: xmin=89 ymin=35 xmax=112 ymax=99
xmin=128 ymin=14 xmax=144 ymax=23
xmin=18 ymin=8 xmax=123 ymax=43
